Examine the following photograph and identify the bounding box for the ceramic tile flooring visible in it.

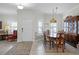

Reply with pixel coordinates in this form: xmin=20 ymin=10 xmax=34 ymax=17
xmin=0 ymin=41 xmax=16 ymax=55
xmin=0 ymin=38 xmax=79 ymax=55
xmin=0 ymin=41 xmax=32 ymax=55
xmin=5 ymin=41 xmax=32 ymax=55
xmin=30 ymin=39 xmax=79 ymax=55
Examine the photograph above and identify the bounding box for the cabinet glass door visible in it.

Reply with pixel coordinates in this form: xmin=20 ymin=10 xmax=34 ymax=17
xmin=73 ymin=21 xmax=76 ymax=34
xmin=66 ymin=22 xmax=68 ymax=33
xmin=64 ymin=22 xmax=66 ymax=32
xmin=78 ymin=21 xmax=79 ymax=34
xmin=69 ymin=21 xmax=72 ymax=33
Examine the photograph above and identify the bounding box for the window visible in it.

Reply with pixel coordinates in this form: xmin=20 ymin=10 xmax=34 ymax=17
xmin=50 ymin=23 xmax=57 ymax=37
xmin=38 ymin=21 xmax=43 ymax=34
xmin=9 ymin=22 xmax=17 ymax=34
xmin=11 ymin=22 xmax=17 ymax=30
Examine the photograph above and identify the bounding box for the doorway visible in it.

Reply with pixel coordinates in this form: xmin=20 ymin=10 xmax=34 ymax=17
xmin=0 ymin=21 xmax=17 ymax=42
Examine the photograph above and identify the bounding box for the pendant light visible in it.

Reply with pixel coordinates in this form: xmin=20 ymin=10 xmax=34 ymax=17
xmin=17 ymin=4 xmax=24 ymax=9
xmin=50 ymin=7 xmax=58 ymax=23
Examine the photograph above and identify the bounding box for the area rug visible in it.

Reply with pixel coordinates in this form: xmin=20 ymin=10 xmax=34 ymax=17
xmin=5 ymin=41 xmax=33 ymax=55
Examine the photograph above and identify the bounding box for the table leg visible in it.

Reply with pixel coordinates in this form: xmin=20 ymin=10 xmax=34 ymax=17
xmin=52 ymin=41 xmax=54 ymax=48
xmin=49 ymin=40 xmax=51 ymax=49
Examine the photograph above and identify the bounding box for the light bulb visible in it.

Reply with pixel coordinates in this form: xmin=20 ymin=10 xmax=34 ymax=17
xmin=17 ymin=3 xmax=32 ymax=9
xmin=17 ymin=5 xmax=24 ymax=9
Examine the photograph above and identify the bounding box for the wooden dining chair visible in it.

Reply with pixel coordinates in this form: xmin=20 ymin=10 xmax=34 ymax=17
xmin=43 ymin=30 xmax=52 ymax=49
xmin=54 ymin=33 xmax=65 ymax=52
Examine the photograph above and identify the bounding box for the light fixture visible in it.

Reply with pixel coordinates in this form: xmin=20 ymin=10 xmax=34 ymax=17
xmin=17 ymin=3 xmax=31 ymax=9
xmin=50 ymin=7 xmax=58 ymax=23
xmin=17 ymin=4 xmax=24 ymax=9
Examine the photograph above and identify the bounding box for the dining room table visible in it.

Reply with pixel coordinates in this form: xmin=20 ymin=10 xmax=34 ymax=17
xmin=47 ymin=33 xmax=58 ymax=48
xmin=47 ymin=32 xmax=65 ymax=49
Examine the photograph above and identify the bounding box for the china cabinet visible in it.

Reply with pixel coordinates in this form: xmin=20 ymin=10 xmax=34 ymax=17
xmin=64 ymin=16 xmax=79 ymax=48
xmin=0 ymin=21 xmax=2 ymax=29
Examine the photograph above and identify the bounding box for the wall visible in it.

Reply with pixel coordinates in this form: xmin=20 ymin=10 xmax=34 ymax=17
xmin=0 ymin=14 xmax=17 ymax=34
xmin=0 ymin=15 xmax=3 ymax=29
xmin=56 ymin=14 xmax=64 ymax=31
xmin=17 ymin=9 xmax=45 ymax=42
xmin=43 ymin=14 xmax=51 ymax=31
xmin=0 ymin=14 xmax=17 ymax=33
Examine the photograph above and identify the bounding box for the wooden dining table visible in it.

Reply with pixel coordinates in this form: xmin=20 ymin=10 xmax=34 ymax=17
xmin=47 ymin=32 xmax=65 ymax=49
xmin=47 ymin=33 xmax=58 ymax=49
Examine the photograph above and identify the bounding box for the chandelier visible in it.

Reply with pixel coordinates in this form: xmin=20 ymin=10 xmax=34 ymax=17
xmin=50 ymin=7 xmax=58 ymax=23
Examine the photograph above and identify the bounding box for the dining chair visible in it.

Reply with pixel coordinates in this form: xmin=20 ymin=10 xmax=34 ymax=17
xmin=6 ymin=30 xmax=17 ymax=42
xmin=43 ymin=30 xmax=53 ymax=49
xmin=54 ymin=33 xmax=65 ymax=52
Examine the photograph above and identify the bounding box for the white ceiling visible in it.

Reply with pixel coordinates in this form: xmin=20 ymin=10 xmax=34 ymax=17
xmin=31 ymin=3 xmax=79 ymax=14
xmin=0 ymin=3 xmax=79 ymax=15
xmin=0 ymin=3 xmax=17 ymax=15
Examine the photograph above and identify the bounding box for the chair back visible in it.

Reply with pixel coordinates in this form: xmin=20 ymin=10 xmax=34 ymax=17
xmin=43 ymin=30 xmax=50 ymax=41
xmin=56 ymin=33 xmax=64 ymax=44
xmin=43 ymin=32 xmax=46 ymax=41
xmin=13 ymin=30 xmax=17 ymax=39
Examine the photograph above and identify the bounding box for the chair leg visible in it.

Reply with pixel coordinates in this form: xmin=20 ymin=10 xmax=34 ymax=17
xmin=52 ymin=41 xmax=54 ymax=47
xmin=44 ymin=41 xmax=46 ymax=47
xmin=62 ymin=45 xmax=64 ymax=52
xmin=49 ymin=41 xmax=51 ymax=49
xmin=49 ymin=37 xmax=51 ymax=49
xmin=55 ymin=44 xmax=58 ymax=52
xmin=56 ymin=46 xmax=58 ymax=52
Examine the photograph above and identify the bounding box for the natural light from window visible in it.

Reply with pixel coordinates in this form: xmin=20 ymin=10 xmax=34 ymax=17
xmin=50 ymin=23 xmax=57 ymax=37
xmin=38 ymin=21 xmax=43 ymax=34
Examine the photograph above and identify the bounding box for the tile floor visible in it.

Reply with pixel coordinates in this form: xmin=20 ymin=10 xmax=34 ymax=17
xmin=30 ymin=36 xmax=79 ymax=55
xmin=0 ymin=40 xmax=32 ymax=55
xmin=5 ymin=41 xmax=32 ymax=55
xmin=0 ymin=36 xmax=79 ymax=55
xmin=30 ymin=40 xmax=79 ymax=55
xmin=0 ymin=40 xmax=16 ymax=55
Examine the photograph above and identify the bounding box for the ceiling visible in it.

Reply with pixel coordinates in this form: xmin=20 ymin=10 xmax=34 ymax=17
xmin=32 ymin=3 xmax=79 ymax=14
xmin=0 ymin=3 xmax=17 ymax=15
xmin=0 ymin=3 xmax=79 ymax=15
